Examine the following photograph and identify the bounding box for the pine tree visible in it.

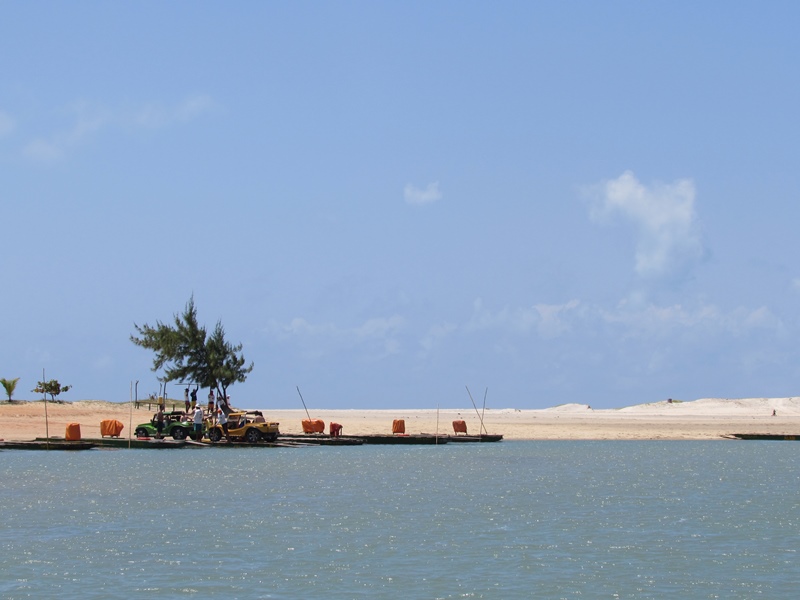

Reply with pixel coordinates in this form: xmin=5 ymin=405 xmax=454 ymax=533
xmin=131 ymin=296 xmax=253 ymax=413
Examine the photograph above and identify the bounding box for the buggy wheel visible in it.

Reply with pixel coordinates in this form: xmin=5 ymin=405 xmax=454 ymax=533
xmin=245 ymin=428 xmax=262 ymax=443
xmin=208 ymin=428 xmax=222 ymax=443
xmin=172 ymin=427 xmax=187 ymax=440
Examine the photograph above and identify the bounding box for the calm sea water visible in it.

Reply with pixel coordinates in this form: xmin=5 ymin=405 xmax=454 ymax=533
xmin=0 ymin=441 xmax=798 ymax=599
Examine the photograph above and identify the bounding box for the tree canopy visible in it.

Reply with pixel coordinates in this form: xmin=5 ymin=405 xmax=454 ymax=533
xmin=32 ymin=379 xmax=71 ymax=402
xmin=130 ymin=297 xmax=253 ymax=413
xmin=1 ymin=377 xmax=20 ymax=402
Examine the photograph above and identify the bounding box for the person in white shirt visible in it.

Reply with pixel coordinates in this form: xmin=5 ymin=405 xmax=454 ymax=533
xmin=217 ymin=408 xmax=230 ymax=442
xmin=193 ymin=405 xmax=204 ymax=441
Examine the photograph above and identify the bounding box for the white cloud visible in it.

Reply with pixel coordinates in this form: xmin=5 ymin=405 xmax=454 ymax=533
xmin=175 ymin=94 xmax=214 ymax=121
xmin=418 ymin=321 xmax=457 ymax=357
xmin=24 ymin=107 xmax=109 ymax=162
xmin=534 ymin=300 xmax=581 ymax=337
xmin=590 ymin=170 xmax=705 ymax=278
xmin=464 ymin=294 xmax=781 ymax=342
xmin=404 ymin=182 xmax=442 ymax=205
xmin=0 ymin=110 xmax=14 ymax=137
xmin=23 ymin=139 xmax=64 ymax=162
xmin=23 ymin=95 xmax=215 ymax=162
xmin=264 ymin=314 xmax=405 ymax=357
xmin=135 ymin=94 xmax=215 ymax=128
xmin=466 ymin=297 xmax=582 ymax=338
xmin=600 ymin=298 xmax=783 ymax=338
xmin=354 ymin=316 xmax=405 ymax=339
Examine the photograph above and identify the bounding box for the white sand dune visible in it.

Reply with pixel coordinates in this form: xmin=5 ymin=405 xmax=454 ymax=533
xmin=618 ymin=397 xmax=800 ymax=414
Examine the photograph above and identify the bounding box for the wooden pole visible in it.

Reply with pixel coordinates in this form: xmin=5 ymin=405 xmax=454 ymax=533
xmin=466 ymin=385 xmax=488 ymax=435
xmin=481 ymin=387 xmax=488 ymax=435
xmin=43 ymin=368 xmax=49 ymax=450
xmin=129 ymin=381 xmax=137 ymax=449
xmin=296 ymin=386 xmax=312 ymax=421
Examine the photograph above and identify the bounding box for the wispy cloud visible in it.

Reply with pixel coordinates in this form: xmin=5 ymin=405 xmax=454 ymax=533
xmin=464 ymin=295 xmax=781 ymax=342
xmin=466 ymin=297 xmax=582 ymax=338
xmin=0 ymin=109 xmax=14 ymax=137
xmin=354 ymin=316 xmax=405 ymax=339
xmin=589 ymin=170 xmax=705 ymax=279
xmin=404 ymin=182 xmax=442 ymax=205
xmin=24 ymin=104 xmax=109 ymax=162
xmin=599 ymin=299 xmax=783 ymax=337
xmin=418 ymin=321 xmax=457 ymax=357
xmin=264 ymin=314 xmax=406 ymax=359
xmin=134 ymin=94 xmax=215 ymax=128
xmin=23 ymin=95 xmax=215 ymax=162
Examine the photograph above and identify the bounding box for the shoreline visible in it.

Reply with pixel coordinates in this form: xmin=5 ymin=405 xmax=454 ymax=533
xmin=1 ymin=397 xmax=799 ymax=442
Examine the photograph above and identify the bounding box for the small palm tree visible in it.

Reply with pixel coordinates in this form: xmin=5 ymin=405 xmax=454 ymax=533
xmin=1 ymin=377 xmax=20 ymax=402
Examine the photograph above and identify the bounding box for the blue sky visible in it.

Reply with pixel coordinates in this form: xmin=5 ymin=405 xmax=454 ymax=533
xmin=2 ymin=2 xmax=800 ymax=409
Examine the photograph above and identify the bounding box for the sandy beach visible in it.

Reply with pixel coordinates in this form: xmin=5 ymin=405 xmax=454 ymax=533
xmin=1 ymin=397 xmax=799 ymax=442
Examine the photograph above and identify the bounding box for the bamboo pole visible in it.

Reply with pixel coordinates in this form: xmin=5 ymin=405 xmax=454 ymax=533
xmin=481 ymin=387 xmax=488 ymax=435
xmin=296 ymin=386 xmax=312 ymax=421
xmin=466 ymin=385 xmax=489 ymax=435
xmin=43 ymin=368 xmax=49 ymax=450
xmin=129 ymin=381 xmax=137 ymax=449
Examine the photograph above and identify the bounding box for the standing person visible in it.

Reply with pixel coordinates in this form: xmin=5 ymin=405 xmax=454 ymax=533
xmin=190 ymin=385 xmax=198 ymax=410
xmin=217 ymin=408 xmax=230 ymax=443
xmin=155 ymin=406 xmax=165 ymax=440
xmin=207 ymin=389 xmax=215 ymax=414
xmin=192 ymin=404 xmax=204 ymax=441
xmin=184 ymin=387 xmax=190 ymax=412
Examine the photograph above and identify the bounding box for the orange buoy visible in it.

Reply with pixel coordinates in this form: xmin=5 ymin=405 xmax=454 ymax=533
xmin=452 ymin=420 xmax=467 ymax=435
xmin=100 ymin=419 xmax=124 ymax=437
xmin=65 ymin=422 xmax=81 ymax=441
xmin=302 ymin=419 xmax=325 ymax=433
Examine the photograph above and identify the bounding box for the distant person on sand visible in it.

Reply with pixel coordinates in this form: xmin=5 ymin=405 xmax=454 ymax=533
xmin=773 ymin=409 xmax=777 ymax=416
xmin=208 ymin=389 xmax=215 ymax=413
xmin=190 ymin=385 xmax=198 ymax=410
xmin=184 ymin=387 xmax=190 ymax=412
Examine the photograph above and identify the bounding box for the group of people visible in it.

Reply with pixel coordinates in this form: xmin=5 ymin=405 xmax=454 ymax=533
xmin=181 ymin=386 xmax=231 ymax=414
xmin=152 ymin=386 xmax=232 ymax=441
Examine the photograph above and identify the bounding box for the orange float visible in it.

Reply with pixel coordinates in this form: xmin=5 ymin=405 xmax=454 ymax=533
xmin=65 ymin=422 xmax=81 ymax=441
xmin=452 ymin=420 xmax=467 ymax=435
xmin=100 ymin=419 xmax=124 ymax=437
xmin=301 ymin=419 xmax=325 ymax=433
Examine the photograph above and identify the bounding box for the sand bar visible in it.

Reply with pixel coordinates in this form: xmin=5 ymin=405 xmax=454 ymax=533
xmin=2 ymin=397 xmax=799 ymax=442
